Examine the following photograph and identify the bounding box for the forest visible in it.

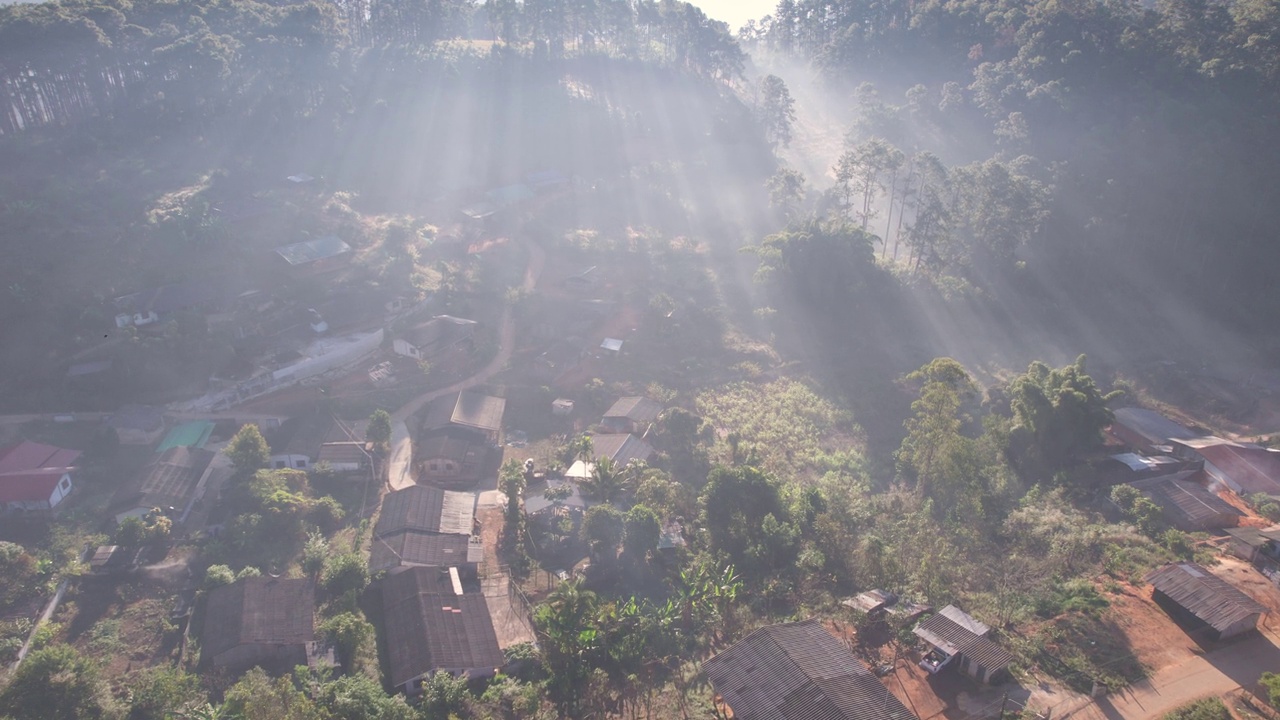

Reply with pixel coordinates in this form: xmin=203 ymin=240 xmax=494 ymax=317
xmin=3 ymin=0 xmax=1280 ymax=718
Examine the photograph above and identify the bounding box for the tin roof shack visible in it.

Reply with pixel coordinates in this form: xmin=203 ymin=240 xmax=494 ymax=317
xmin=703 ymin=618 xmax=917 ymax=720
xmin=201 ymin=577 xmax=319 ymax=676
xmin=379 ymin=566 xmax=504 ymax=695
xmin=1128 ymin=470 xmax=1245 ymax=531
xmin=913 ymin=606 xmax=1014 ymax=684
xmin=274 ymin=236 xmax=352 ymax=274
xmin=843 ymin=589 xmax=899 ymax=618
xmin=601 ymin=397 xmax=663 ymax=434
xmin=1145 ymin=563 xmax=1267 ymax=640
xmin=1225 ymin=527 xmax=1280 ymax=578
xmin=1169 ymin=437 xmax=1280 ymax=497
xmin=371 ymin=486 xmax=482 ymax=573
xmin=1108 ymin=408 xmax=1198 ymax=455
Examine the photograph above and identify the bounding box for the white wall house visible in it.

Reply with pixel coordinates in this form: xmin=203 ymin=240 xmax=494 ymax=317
xmin=0 ymin=471 xmax=74 ymax=515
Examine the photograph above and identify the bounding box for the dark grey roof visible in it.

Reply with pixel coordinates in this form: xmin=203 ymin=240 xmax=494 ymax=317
xmin=1145 ymin=563 xmax=1267 ymax=632
xmin=1129 ymin=471 xmax=1244 ymax=529
xmin=703 ymin=619 xmax=917 ymax=720
xmin=603 ymin=397 xmax=663 ymax=424
xmin=423 ymin=392 xmax=505 ymax=434
xmin=913 ymin=606 xmax=1013 ymax=673
xmin=380 ymin=567 xmax=504 ymax=686
xmin=268 ymin=416 xmax=334 ymax=459
xmin=1112 ymin=407 xmax=1197 ymax=444
xmin=370 ymin=531 xmax=474 ymax=572
xmin=402 ymin=316 xmax=477 ymax=351
xmin=375 ymin=486 xmax=475 ymax=537
xmin=591 ymin=433 xmax=654 ymax=466
xmin=202 ymin=577 xmax=314 ymax=662
xmin=1225 ymin=526 xmax=1280 ymax=548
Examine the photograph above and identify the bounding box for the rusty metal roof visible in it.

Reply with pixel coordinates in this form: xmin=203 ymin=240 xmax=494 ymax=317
xmin=704 ymin=619 xmax=916 ymax=720
xmin=1145 ymin=562 xmax=1267 ymax=632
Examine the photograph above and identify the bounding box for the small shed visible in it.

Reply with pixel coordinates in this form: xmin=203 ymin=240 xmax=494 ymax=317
xmin=843 ymin=589 xmax=898 ymax=618
xmin=913 ymin=606 xmax=1013 ymax=684
xmin=1145 ymin=562 xmax=1266 ymax=640
xmin=551 ymin=398 xmax=575 ymax=416
xmin=1225 ymin=526 xmax=1280 ymax=570
xmin=601 ymin=397 xmax=663 ymax=434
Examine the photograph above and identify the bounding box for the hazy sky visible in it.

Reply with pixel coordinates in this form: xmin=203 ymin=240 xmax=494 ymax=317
xmin=690 ymin=0 xmax=777 ymax=31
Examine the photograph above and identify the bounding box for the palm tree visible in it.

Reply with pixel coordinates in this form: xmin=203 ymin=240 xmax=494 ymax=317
xmin=535 ymin=579 xmax=601 ymax=715
xmin=582 ymin=455 xmax=626 ymax=504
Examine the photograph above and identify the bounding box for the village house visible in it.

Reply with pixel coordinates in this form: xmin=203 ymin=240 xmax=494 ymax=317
xmin=379 ymin=566 xmax=504 ymax=695
xmin=600 ymin=396 xmax=663 ymax=434
xmin=703 ymin=618 xmax=917 ymax=720
xmin=841 ymin=589 xmax=930 ymax=623
xmin=0 ymin=440 xmax=80 ymax=516
xmin=392 ymin=315 xmax=478 ymax=362
xmin=564 ymin=433 xmax=655 ymax=480
xmin=107 ymin=405 xmax=166 ymax=445
xmin=913 ymin=605 xmax=1014 ymax=684
xmin=112 ymin=446 xmax=217 ymax=525
xmin=420 ymin=391 xmax=506 ymax=443
xmin=201 ymin=576 xmax=322 ymax=675
xmin=1145 ymin=562 xmax=1267 ymax=640
xmin=1127 ymin=470 xmax=1245 ymax=531
xmin=1107 ymin=407 xmax=1199 ymax=455
xmin=370 ymin=486 xmax=483 ymax=573
xmin=414 ymin=432 xmax=488 ymax=487
xmin=1169 ymin=436 xmax=1280 ymax=497
xmin=1225 ymin=526 xmax=1280 ymax=579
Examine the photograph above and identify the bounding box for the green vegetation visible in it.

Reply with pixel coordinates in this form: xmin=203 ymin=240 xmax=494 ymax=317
xmin=1164 ymin=697 xmax=1231 ymax=720
xmin=696 ymin=377 xmax=861 ymax=478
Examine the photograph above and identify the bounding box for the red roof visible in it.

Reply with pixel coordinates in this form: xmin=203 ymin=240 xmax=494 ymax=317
xmin=0 ymin=441 xmax=81 ymax=474
xmin=0 ymin=441 xmax=79 ymax=505
xmin=0 ymin=469 xmax=66 ymax=503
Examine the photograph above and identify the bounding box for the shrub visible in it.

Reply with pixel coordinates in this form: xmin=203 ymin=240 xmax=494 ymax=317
xmin=1164 ymin=697 xmax=1230 ymax=720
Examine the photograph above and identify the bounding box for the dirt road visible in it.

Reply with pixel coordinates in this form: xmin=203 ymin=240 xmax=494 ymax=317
xmin=1055 ymin=628 xmax=1280 ymax=720
xmin=387 ymin=239 xmax=545 ymax=491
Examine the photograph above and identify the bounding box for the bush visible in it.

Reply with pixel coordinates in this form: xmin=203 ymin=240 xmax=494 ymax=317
xmin=203 ymin=564 xmax=235 ymax=590
xmin=1164 ymin=697 xmax=1230 ymax=720
xmin=322 ymin=553 xmax=368 ymax=596
xmin=1261 ymin=671 xmax=1280 ymax=708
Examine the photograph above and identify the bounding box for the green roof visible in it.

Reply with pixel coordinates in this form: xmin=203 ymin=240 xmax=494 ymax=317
xmin=155 ymin=421 xmax=214 ymax=453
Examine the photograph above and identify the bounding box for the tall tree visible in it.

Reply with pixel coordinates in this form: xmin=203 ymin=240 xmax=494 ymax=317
xmin=758 ymin=74 xmax=797 ymax=148
xmin=226 ymin=423 xmax=270 ymax=476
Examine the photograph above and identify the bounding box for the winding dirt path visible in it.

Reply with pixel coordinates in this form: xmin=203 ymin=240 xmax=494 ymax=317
xmin=386 ymin=238 xmax=545 ymax=491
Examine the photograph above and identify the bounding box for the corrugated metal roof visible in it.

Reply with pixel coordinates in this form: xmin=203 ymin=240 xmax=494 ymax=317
xmin=703 ymin=619 xmax=916 ymax=720
xmin=202 ymin=577 xmax=314 ymax=661
xmin=1130 ymin=471 xmax=1243 ymax=529
xmin=274 ymin=236 xmax=351 ymax=266
xmin=603 ymin=397 xmax=663 ymax=424
xmin=591 ymin=433 xmax=655 ymax=466
xmin=370 ymin=530 xmax=473 ymax=571
xmin=1145 ymin=562 xmax=1267 ymax=632
xmin=1111 ymin=408 xmax=1197 ymax=444
xmin=1177 ymin=439 xmax=1280 ymax=496
xmin=376 ymin=486 xmax=474 ymax=537
xmin=380 ymin=567 xmax=503 ymax=687
xmin=913 ymin=606 xmax=1013 ymax=673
